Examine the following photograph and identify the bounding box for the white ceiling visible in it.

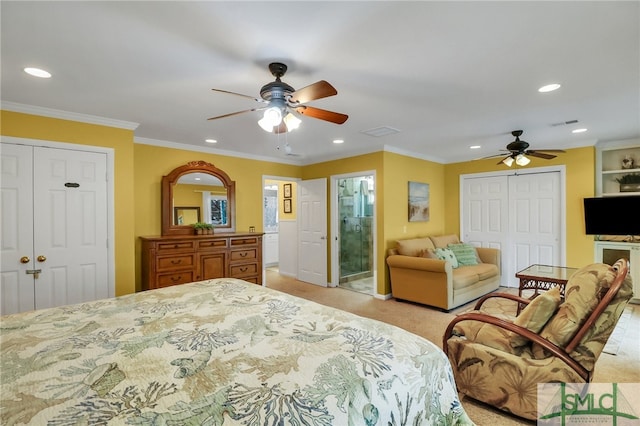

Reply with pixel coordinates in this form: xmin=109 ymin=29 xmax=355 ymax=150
xmin=2 ymin=1 xmax=638 ymax=165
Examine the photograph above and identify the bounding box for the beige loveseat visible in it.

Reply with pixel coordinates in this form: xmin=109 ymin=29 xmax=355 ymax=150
xmin=386 ymin=234 xmax=501 ymax=311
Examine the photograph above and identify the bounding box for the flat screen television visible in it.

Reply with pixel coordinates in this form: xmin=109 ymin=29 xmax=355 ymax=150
xmin=583 ymin=196 xmax=640 ymax=235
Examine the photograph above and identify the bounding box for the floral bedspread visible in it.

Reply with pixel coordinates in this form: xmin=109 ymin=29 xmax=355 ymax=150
xmin=1 ymin=278 xmax=474 ymax=425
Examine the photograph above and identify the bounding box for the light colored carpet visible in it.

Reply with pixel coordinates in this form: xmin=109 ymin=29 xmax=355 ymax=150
xmin=264 ymin=271 xmax=640 ymax=425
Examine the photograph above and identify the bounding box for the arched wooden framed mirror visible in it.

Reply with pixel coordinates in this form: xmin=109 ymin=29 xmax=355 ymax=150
xmin=161 ymin=161 xmax=236 ymax=235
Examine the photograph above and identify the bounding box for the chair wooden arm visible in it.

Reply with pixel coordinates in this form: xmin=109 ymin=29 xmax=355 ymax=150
xmin=473 ymin=292 xmax=531 ymax=311
xmin=443 ymin=311 xmax=589 ymax=381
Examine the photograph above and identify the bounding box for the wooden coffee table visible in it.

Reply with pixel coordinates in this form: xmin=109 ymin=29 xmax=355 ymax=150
xmin=515 ymin=264 xmax=578 ymax=313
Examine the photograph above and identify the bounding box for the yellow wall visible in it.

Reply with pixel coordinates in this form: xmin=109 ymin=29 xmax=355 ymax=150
xmin=381 ymin=152 xmax=446 ymax=293
xmin=133 ymin=143 xmax=301 ymax=290
xmin=443 ymin=146 xmax=596 ymax=268
xmin=1 ymin=110 xmax=136 ymax=296
xmin=2 ymin=109 xmax=599 ymax=298
xmin=302 ymin=151 xmax=446 ymax=294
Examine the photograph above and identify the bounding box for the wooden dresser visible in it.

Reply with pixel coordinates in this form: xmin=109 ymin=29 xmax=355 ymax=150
xmin=140 ymin=233 xmax=263 ymax=290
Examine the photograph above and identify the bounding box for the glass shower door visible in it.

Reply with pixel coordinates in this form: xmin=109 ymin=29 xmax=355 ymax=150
xmin=338 ymin=176 xmax=374 ymax=292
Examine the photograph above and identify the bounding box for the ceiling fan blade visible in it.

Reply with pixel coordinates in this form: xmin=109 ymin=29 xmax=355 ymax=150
xmin=289 ymin=80 xmax=337 ymax=104
xmin=295 ymin=105 xmax=348 ymax=124
xmin=526 ymin=151 xmax=557 ymax=160
xmin=527 ymin=149 xmax=566 ymax=153
xmin=478 ymin=152 xmax=510 ymax=160
xmin=207 ymin=108 xmax=260 ymax=121
xmin=211 ymin=88 xmax=266 ymax=103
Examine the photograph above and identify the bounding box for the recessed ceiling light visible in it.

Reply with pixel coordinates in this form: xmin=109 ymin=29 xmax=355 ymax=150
xmin=538 ymin=83 xmax=561 ymax=93
xmin=572 ymin=128 xmax=588 ymax=133
xmin=470 ymin=145 xmax=481 ymax=149
xmin=24 ymin=67 xmax=51 ymax=78
xmin=333 ymin=139 xmax=344 ymax=144
xmin=205 ymin=139 xmax=217 ymax=143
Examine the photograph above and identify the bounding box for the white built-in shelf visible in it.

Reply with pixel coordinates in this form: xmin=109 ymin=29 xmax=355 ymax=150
xmin=596 ymin=140 xmax=640 ymax=196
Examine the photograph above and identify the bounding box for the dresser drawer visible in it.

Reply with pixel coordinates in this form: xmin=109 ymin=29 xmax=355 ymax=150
xmin=229 ymin=263 xmax=258 ymax=278
xmin=157 ymin=271 xmax=194 ymax=288
xmin=141 ymin=233 xmax=262 ymax=290
xmin=230 ymin=248 xmax=257 ymax=262
xmin=156 ymin=254 xmax=195 ymax=271
xmin=230 ymin=237 xmax=260 ymax=247
xmin=198 ymin=239 xmax=228 ymax=250
xmin=156 ymin=241 xmax=195 ymax=252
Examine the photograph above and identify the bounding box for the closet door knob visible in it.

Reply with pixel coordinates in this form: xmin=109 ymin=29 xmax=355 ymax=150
xmin=37 ymin=255 xmax=47 ymax=262
xmin=20 ymin=256 xmax=30 ymax=264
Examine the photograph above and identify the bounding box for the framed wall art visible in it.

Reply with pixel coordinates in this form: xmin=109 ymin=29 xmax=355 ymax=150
xmin=408 ymin=181 xmax=430 ymax=222
xmin=283 ymin=198 xmax=292 ymax=213
xmin=283 ymin=183 xmax=292 ymax=198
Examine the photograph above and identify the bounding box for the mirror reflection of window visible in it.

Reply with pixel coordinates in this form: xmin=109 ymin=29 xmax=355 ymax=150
xmin=201 ymin=192 xmax=228 ymax=226
xmin=210 ymin=198 xmax=227 ymax=225
xmin=264 ymin=185 xmax=278 ymax=233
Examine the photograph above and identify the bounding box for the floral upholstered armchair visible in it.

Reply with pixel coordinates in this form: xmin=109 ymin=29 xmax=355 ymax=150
xmin=443 ymin=259 xmax=632 ymax=420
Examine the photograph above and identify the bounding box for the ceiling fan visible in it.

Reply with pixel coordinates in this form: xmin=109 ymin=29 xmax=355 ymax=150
xmin=207 ymin=62 xmax=348 ymax=133
xmin=484 ymin=130 xmax=566 ymax=167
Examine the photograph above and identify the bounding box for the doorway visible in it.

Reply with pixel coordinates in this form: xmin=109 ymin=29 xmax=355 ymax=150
xmin=332 ymin=173 xmax=376 ymax=295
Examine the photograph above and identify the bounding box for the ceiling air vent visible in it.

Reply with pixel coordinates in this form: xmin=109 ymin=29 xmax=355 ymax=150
xmin=361 ymin=126 xmax=401 ymax=137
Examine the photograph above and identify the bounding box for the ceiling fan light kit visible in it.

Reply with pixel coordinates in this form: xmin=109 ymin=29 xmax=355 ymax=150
xmin=515 ymin=154 xmax=531 ymax=166
xmin=209 ymin=62 xmax=348 ymax=135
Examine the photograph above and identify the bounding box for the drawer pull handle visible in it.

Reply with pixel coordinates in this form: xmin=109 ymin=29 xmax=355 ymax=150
xmin=171 ymin=276 xmax=181 ymax=282
xmin=240 ymin=267 xmax=247 ymax=272
xmin=171 ymin=259 xmax=182 ymax=264
xmin=239 ymin=252 xmax=248 ymax=257
xmin=174 ymin=244 xmax=179 ymax=248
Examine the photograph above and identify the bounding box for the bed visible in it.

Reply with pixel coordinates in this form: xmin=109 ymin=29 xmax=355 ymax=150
xmin=1 ymin=278 xmax=474 ymax=425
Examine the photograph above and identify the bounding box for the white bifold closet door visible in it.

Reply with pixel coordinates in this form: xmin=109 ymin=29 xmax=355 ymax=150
xmin=1 ymin=143 xmax=108 ymax=315
xmin=462 ymin=170 xmax=562 ymax=287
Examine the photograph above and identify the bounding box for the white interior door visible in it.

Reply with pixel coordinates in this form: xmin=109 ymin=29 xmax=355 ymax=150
xmin=1 ymin=143 xmax=36 ymax=314
xmin=461 ymin=168 xmax=564 ymax=288
xmin=0 ymin=142 xmax=109 ymax=314
xmin=508 ymin=171 xmax=562 ymax=284
xmin=297 ymin=178 xmax=327 ymax=286
xmin=34 ymin=147 xmax=109 ymax=309
xmin=461 ymin=175 xmax=508 ymax=252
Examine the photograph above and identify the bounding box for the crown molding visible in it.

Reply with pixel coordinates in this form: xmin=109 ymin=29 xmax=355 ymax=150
xmin=383 ymin=144 xmax=446 ymax=164
xmin=1 ymin=101 xmax=139 ymax=130
xmin=134 ymin=137 xmax=302 ymax=166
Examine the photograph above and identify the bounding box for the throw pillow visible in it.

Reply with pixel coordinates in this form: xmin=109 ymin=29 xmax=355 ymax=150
xmin=531 ymin=263 xmax=617 ymax=359
xmin=434 ymin=248 xmax=459 ymax=268
xmin=447 ymin=243 xmax=479 ymax=266
xmin=420 ymin=249 xmax=438 ymax=259
xmin=510 ymin=286 xmax=562 ymax=347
